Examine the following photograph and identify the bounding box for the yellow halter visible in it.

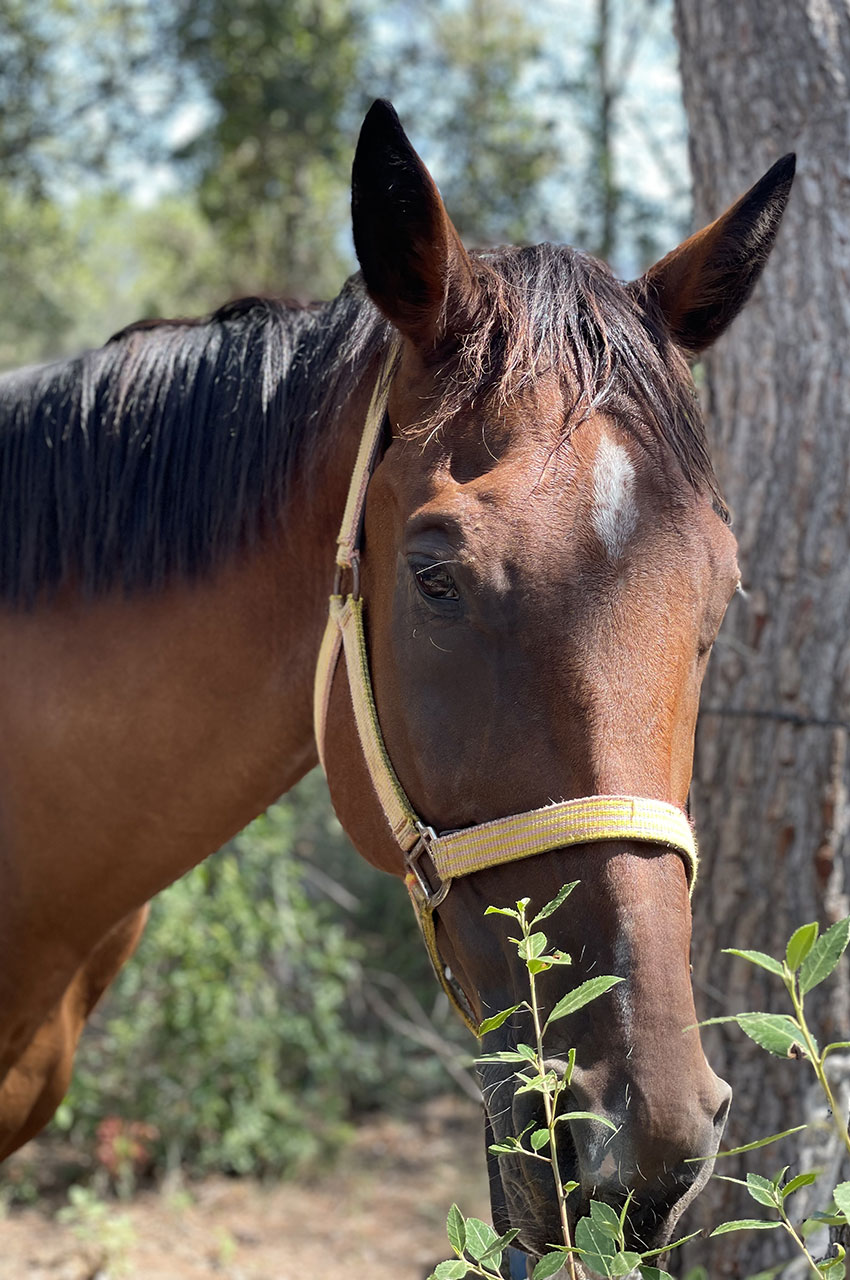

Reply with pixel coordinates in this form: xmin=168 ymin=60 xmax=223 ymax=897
xmin=313 ymin=342 xmax=697 ymax=1033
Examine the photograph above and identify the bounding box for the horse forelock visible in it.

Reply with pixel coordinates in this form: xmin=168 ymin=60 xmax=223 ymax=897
xmin=411 ymin=243 xmax=724 ymax=516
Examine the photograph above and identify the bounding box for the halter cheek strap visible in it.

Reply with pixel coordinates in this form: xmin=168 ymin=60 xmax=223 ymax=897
xmin=313 ymin=342 xmax=698 ymax=1034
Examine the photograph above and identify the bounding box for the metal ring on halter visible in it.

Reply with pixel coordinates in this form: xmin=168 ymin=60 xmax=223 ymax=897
xmin=404 ymin=822 xmax=452 ymax=908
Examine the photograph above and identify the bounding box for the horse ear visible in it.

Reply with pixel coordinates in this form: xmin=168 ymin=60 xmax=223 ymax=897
xmin=631 ymin=154 xmax=796 ymax=355
xmin=351 ymin=99 xmax=477 ymax=347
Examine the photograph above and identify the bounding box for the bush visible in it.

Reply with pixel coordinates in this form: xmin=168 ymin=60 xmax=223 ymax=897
xmin=58 ymin=775 xmax=474 ymax=1182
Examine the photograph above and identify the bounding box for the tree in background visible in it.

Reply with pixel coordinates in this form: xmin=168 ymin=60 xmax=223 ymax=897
xmin=171 ymin=0 xmax=365 ymax=298
xmin=675 ymin=2 xmax=850 ymax=1273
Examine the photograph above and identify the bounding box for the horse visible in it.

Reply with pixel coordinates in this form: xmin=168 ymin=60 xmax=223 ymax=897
xmin=0 ymin=100 xmax=793 ymax=1263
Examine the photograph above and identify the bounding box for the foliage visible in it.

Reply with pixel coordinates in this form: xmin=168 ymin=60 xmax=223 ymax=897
xmin=63 ymin=802 xmax=363 ymax=1177
xmin=57 ymin=775 xmax=472 ymax=1181
xmin=57 ymin=1185 xmax=136 ymax=1278
xmin=0 ymin=0 xmax=174 ymax=197
xmin=433 ymin=899 xmax=850 ymax=1280
xmin=691 ymin=919 xmax=850 ymax=1278
xmin=430 ymin=886 xmax=697 ymax=1280
xmin=170 ymin=0 xmax=366 ymax=297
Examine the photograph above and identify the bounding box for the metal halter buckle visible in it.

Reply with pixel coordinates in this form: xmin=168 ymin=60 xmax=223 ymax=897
xmin=332 ymin=550 xmax=361 ymax=601
xmin=405 ymin=822 xmax=451 ymax=908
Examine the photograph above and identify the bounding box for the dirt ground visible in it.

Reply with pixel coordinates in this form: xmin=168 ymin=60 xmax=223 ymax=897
xmin=0 ymin=1098 xmax=493 ymax=1280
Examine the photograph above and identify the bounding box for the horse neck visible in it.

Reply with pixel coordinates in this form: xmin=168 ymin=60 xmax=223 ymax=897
xmin=268 ymin=344 xmax=386 ymax=765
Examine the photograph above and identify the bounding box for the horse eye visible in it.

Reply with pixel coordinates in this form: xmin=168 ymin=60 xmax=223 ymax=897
xmin=413 ymin=561 xmax=459 ymax=601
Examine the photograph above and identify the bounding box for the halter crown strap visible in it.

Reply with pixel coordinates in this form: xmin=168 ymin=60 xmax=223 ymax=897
xmin=313 ymin=342 xmax=698 ymax=1033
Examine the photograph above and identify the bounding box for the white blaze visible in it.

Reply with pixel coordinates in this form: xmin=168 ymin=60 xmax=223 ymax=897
xmin=592 ymin=435 xmax=638 ymax=560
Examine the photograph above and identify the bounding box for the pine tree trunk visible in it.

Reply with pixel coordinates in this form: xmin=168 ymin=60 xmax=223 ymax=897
xmin=674 ymin=3 xmax=850 ymax=1274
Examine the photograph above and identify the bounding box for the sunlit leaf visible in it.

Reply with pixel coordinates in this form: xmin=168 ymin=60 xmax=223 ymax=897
xmin=736 ymin=1012 xmax=809 ymax=1058
xmin=545 ymin=976 xmax=624 ymax=1028
xmin=485 ymin=906 xmax=520 ymax=920
xmin=476 ymin=1050 xmax=533 ymax=1064
xmin=800 ymin=917 xmax=850 ymax=994
xmin=431 ymin=1261 xmax=469 ymax=1279
xmin=833 ymin=1181 xmax=850 ymax=1224
xmin=690 ymin=1123 xmax=808 ymax=1161
xmin=464 ymin=1218 xmax=499 ymax=1262
xmin=745 ymin=1173 xmax=779 ymax=1208
xmin=589 ymin=1199 xmax=623 ymax=1240
xmin=530 ymin=1128 xmax=550 ymax=1151
xmin=532 ymin=882 xmax=579 ymax=924
xmin=639 ymin=1269 xmax=676 ymax=1280
xmin=519 ymin=931 xmax=548 ymax=961
xmin=479 ymin=1228 xmax=520 ymax=1264
xmin=710 ymin=1219 xmax=781 ymax=1235
xmin=478 ymin=1004 xmax=524 ymax=1036
xmin=786 ymin=922 xmax=819 ymax=971
xmin=610 ymin=1253 xmax=642 ymax=1276
xmin=722 ymin=948 xmax=784 ymax=976
xmin=532 ymin=1253 xmax=569 ymax=1279
xmin=575 ymin=1215 xmax=618 ymax=1274
xmin=446 ymin=1204 xmax=466 ymax=1255
xmin=556 ymin=1110 xmax=618 ymax=1132
xmin=780 ymin=1171 xmax=818 ymax=1199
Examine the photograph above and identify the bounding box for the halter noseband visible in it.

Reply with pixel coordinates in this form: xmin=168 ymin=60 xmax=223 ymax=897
xmin=313 ymin=342 xmax=697 ymax=1033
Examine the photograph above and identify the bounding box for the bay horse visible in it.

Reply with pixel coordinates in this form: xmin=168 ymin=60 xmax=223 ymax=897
xmin=0 ymin=100 xmax=793 ymax=1261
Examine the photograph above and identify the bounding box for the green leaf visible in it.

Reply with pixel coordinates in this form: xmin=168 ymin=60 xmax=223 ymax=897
xmin=479 ymin=1228 xmax=520 ymax=1264
xmin=432 ymin=1262 xmax=469 ymax=1280
xmin=780 ymin=1171 xmax=818 ymax=1199
xmin=576 ymin=1213 xmax=618 ymax=1258
xmin=530 ymin=1128 xmax=550 ymax=1151
xmin=464 ymin=1218 xmax=499 ymax=1262
xmin=527 ymin=958 xmax=551 ymax=975
xmin=818 ymin=1248 xmax=846 ymax=1279
xmin=478 ymin=1004 xmax=523 ymax=1036
xmin=800 ymin=917 xmax=850 ymax=994
xmin=485 ymin=906 xmax=519 ymax=920
xmin=786 ymin=922 xmax=819 ymax=971
xmin=723 ymin=948 xmax=784 ymax=976
xmin=514 ymin=1070 xmax=559 ymax=1095
xmin=745 ymin=1173 xmax=780 ymax=1208
xmin=562 ymin=1180 xmax=580 ymax=1197
xmin=519 ymin=931 xmax=549 ymax=961
xmin=698 ymin=1123 xmax=808 ymax=1160
xmin=589 ymin=1199 xmax=623 ymax=1241
xmin=446 ymin=1204 xmax=466 ymax=1255
xmin=833 ymin=1181 xmax=850 ymax=1223
xmin=639 ymin=1231 xmax=702 ymax=1260
xmin=476 ymin=1050 xmax=533 ymax=1064
xmin=532 ymin=882 xmax=580 ymax=924
xmin=557 ymin=1110 xmax=618 ymax=1132
xmin=532 ymin=1253 xmax=569 ymax=1279
xmin=736 ymin=1012 xmax=809 ymax=1058
xmin=710 ymin=1219 xmax=781 ymax=1235
xmin=610 ymin=1253 xmax=643 ymax=1275
xmin=537 ymin=952 xmax=572 ymax=966
xmin=545 ymin=976 xmax=624 ymax=1028
xmin=639 ymin=1269 xmax=676 ymax=1280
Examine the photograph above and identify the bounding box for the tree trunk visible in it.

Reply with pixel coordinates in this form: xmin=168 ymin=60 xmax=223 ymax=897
xmin=674 ymin=3 xmax=850 ymax=1275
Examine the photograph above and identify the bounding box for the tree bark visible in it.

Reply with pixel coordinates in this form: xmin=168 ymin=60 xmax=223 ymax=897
xmin=674 ymin=2 xmax=850 ymax=1275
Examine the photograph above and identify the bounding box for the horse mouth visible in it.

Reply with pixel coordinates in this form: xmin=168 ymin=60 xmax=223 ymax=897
xmin=483 ymin=1108 xmax=708 ymax=1270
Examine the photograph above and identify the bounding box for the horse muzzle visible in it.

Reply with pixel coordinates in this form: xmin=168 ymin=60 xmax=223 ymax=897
xmin=481 ymin=1056 xmax=732 ymax=1262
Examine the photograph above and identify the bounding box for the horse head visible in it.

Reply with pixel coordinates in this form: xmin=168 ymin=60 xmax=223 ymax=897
xmin=323 ymin=101 xmax=794 ymax=1261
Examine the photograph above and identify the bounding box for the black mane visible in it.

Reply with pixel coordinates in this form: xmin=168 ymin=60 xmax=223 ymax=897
xmin=0 ymin=278 xmax=389 ymax=604
xmin=0 ymin=246 xmax=721 ymax=606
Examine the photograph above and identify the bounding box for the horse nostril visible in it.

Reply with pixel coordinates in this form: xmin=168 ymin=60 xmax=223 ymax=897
xmin=712 ymin=1080 xmax=733 ymax=1138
